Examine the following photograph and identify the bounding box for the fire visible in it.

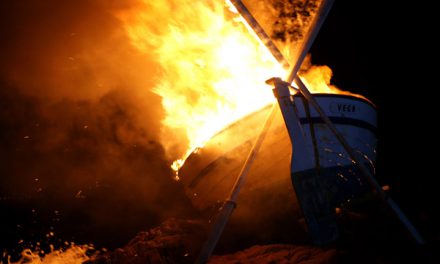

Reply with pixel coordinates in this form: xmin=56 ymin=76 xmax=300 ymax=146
xmin=9 ymin=245 xmax=92 ymax=264
xmin=116 ymin=0 xmax=358 ymax=177
xmin=116 ymin=0 xmax=283 ymax=174
xmin=299 ymin=63 xmax=366 ymax=99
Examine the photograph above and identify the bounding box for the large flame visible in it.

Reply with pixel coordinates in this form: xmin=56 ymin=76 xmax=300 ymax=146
xmin=116 ymin=0 xmax=356 ymax=176
xmin=300 ymin=62 xmax=365 ymax=98
xmin=117 ymin=0 xmax=284 ymax=173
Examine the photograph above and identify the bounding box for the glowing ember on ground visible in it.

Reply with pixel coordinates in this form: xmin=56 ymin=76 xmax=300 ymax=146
xmin=9 ymin=245 xmax=93 ymax=264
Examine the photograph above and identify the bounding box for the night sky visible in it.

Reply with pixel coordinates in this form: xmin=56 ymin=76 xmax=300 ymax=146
xmin=311 ymin=0 xmax=438 ymax=249
xmin=0 ymin=0 xmax=437 ymax=261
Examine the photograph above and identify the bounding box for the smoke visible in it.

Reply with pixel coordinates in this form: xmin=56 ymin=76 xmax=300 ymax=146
xmin=0 ymin=0 xmax=194 ymax=253
xmin=0 ymin=1 xmax=156 ymax=99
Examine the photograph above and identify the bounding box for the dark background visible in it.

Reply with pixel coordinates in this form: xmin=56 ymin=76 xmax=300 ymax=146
xmin=311 ymin=0 xmax=438 ymax=248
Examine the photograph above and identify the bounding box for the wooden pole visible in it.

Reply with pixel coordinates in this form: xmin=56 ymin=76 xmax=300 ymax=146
xmin=196 ymin=1 xmax=337 ymax=262
xmin=195 ymin=103 xmax=277 ymax=264
xmin=232 ymin=0 xmax=425 ymax=245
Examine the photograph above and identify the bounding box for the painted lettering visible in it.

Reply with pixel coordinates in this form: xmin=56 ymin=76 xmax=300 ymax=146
xmin=337 ymin=104 xmax=356 ymax=113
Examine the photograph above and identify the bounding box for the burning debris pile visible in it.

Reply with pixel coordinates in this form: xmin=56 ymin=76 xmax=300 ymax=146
xmin=271 ymin=0 xmax=320 ymax=42
xmin=242 ymin=0 xmax=321 ymax=63
xmin=209 ymin=244 xmax=342 ymax=264
xmin=87 ymin=218 xmax=207 ymax=264
xmin=84 ymin=213 xmax=435 ymax=264
xmin=85 ymin=218 xmax=343 ymax=264
xmin=243 ymin=0 xmax=321 ymax=43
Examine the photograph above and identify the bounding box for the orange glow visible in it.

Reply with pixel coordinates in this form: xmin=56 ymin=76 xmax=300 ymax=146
xmin=116 ymin=0 xmax=360 ymax=177
xmin=300 ymin=64 xmax=366 ymax=99
xmin=10 ymin=245 xmax=91 ymax=264
xmin=117 ymin=0 xmax=284 ymax=176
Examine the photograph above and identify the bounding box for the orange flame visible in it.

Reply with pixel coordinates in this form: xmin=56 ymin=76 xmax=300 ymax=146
xmin=117 ymin=0 xmax=284 ymax=174
xmin=300 ymin=63 xmax=366 ymax=99
xmin=116 ymin=0 xmax=359 ymax=177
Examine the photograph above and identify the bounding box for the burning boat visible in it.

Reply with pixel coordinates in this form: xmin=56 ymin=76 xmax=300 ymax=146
xmin=120 ymin=0 xmax=423 ymax=249
xmin=178 ymin=90 xmax=377 ymax=241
